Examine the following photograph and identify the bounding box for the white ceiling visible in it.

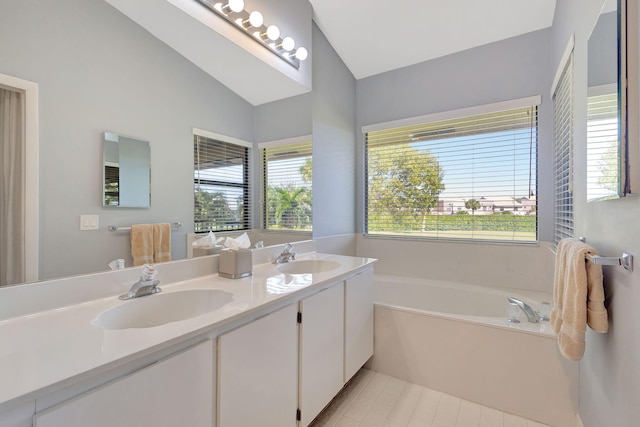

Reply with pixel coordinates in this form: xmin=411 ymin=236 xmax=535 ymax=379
xmin=309 ymin=0 xmax=557 ymax=79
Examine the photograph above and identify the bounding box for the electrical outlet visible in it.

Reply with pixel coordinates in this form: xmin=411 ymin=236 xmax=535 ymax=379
xmin=80 ymin=215 xmax=99 ymax=231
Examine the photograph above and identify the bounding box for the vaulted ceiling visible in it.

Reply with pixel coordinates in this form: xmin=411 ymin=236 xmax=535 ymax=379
xmin=107 ymin=0 xmax=557 ymax=104
xmin=309 ymin=0 xmax=557 ymax=79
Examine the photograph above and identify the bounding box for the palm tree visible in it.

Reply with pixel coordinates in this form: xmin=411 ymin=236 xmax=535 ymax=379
xmin=465 ymin=198 xmax=481 ymax=215
xmin=268 ymin=185 xmax=312 ymax=229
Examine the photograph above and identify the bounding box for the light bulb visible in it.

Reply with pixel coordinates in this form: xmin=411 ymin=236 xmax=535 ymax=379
xmin=281 ymin=36 xmax=295 ymax=52
xmin=227 ymin=0 xmax=244 ymax=13
xmin=295 ymin=47 xmax=308 ymax=61
xmin=266 ymin=25 xmax=280 ymax=41
xmin=248 ymin=11 xmax=263 ymax=27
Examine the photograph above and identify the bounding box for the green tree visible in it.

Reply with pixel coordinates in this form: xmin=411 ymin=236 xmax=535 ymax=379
xmin=597 ymin=144 xmax=620 ymax=195
xmin=300 ymin=157 xmax=312 ymax=184
xmin=267 ymin=185 xmax=312 ymax=229
xmin=194 ymin=188 xmax=235 ymax=231
xmin=465 ymin=198 xmax=481 ymax=215
xmin=368 ymin=143 xmax=445 ymax=232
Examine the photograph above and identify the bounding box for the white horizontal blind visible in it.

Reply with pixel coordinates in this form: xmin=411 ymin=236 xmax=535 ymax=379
xmin=365 ymin=105 xmax=538 ymax=242
xmin=262 ymin=141 xmax=312 ymax=231
xmin=194 ymin=135 xmax=250 ymax=233
xmin=553 ymin=53 xmax=574 ymax=245
xmin=587 ymin=92 xmax=620 ymax=201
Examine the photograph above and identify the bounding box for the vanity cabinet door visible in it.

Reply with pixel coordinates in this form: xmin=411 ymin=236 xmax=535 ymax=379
xmin=218 ymin=303 xmax=298 ymax=427
xmin=33 ymin=340 xmax=214 ymax=427
xmin=299 ymin=282 xmax=344 ymax=427
xmin=344 ymin=268 xmax=374 ymax=382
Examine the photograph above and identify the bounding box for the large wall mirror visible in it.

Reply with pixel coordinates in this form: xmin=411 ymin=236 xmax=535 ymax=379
xmin=103 ymin=131 xmax=151 ymax=208
xmin=586 ymin=0 xmax=630 ymax=202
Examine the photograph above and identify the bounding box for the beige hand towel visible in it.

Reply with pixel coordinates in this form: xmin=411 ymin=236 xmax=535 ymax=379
xmin=131 ymin=224 xmax=154 ymax=266
xmin=153 ymin=223 xmax=171 ymax=263
xmin=550 ymin=238 xmax=608 ymax=361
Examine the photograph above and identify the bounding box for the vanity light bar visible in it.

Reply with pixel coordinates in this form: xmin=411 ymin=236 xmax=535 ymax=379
xmin=196 ymin=0 xmax=308 ymax=69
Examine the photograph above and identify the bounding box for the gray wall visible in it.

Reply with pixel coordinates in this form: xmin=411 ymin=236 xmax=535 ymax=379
xmin=254 ymin=94 xmax=313 ymax=144
xmin=0 ymin=0 xmax=254 ymax=279
xmin=355 ymin=29 xmax=554 ymax=241
xmin=588 ymin=11 xmax=618 ymax=87
xmin=552 ymin=1 xmax=640 ymax=425
xmin=311 ymin=23 xmax=357 ymax=238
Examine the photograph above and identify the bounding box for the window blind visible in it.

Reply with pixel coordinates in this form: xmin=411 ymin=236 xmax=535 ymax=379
xmin=365 ymin=104 xmax=538 ymax=242
xmin=262 ymin=141 xmax=312 ymax=231
xmin=194 ymin=135 xmax=250 ymax=233
xmin=587 ymin=91 xmax=620 ymax=201
xmin=553 ymin=53 xmax=574 ymax=245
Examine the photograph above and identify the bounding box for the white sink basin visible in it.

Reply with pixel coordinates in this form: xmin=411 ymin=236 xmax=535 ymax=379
xmin=276 ymin=260 xmax=341 ymax=275
xmin=94 ymin=289 xmax=233 ymax=330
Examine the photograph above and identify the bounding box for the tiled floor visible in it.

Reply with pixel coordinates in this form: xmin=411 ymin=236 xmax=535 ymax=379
xmin=310 ymin=369 xmax=551 ymax=427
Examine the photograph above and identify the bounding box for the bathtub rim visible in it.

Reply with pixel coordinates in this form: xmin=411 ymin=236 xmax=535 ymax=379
xmin=373 ymin=273 xmax=556 ymax=339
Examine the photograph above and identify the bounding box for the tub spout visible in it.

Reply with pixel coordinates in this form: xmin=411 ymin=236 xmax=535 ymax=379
xmin=507 ymin=297 xmax=539 ymax=323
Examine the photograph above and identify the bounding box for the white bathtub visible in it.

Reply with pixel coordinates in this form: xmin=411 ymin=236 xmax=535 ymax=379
xmin=366 ymin=274 xmax=578 ymax=427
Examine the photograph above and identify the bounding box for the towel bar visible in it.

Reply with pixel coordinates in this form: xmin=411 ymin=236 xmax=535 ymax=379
xmin=585 ymin=253 xmax=633 ymax=271
xmin=108 ymin=222 xmax=182 ymax=232
xmin=579 ymin=237 xmax=634 ymax=272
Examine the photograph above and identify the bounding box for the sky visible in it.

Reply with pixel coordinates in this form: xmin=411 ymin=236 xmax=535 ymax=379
xmin=409 ymin=128 xmax=537 ymax=200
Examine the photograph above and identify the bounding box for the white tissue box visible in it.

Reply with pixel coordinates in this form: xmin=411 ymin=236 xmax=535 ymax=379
xmin=218 ymin=248 xmax=252 ymax=279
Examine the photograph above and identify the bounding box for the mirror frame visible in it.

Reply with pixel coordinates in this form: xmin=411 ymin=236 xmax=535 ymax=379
xmin=586 ymin=0 xmax=630 ymax=201
xmin=619 ymin=0 xmax=631 ymax=195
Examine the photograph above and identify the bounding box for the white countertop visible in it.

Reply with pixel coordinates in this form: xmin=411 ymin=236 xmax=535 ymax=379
xmin=0 ymin=252 xmax=375 ymax=409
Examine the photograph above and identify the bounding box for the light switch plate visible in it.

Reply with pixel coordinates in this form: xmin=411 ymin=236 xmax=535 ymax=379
xmin=80 ymin=215 xmax=99 ymax=231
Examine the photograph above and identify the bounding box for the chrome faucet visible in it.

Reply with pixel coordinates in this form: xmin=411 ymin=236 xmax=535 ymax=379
xmin=119 ymin=264 xmax=162 ymax=300
xmin=273 ymin=243 xmax=296 ymax=264
xmin=508 ymin=297 xmax=539 ymax=323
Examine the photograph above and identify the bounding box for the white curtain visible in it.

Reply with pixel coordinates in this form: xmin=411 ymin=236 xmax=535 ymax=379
xmin=0 ymin=87 xmax=25 ymax=286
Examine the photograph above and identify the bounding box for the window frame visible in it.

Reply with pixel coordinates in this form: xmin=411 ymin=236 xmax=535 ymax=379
xmin=193 ymin=128 xmax=252 ymax=234
xmin=362 ymin=96 xmax=541 ymax=244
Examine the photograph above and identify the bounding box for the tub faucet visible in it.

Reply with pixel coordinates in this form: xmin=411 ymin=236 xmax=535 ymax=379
xmin=273 ymin=243 xmax=296 ymax=264
xmin=119 ymin=264 xmax=162 ymax=300
xmin=507 ymin=297 xmax=539 ymax=323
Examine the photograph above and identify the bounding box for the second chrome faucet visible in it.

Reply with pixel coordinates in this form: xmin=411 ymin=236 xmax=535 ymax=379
xmin=273 ymin=243 xmax=296 ymax=264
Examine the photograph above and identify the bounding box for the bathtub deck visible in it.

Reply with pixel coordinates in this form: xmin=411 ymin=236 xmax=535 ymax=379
xmin=311 ymin=369 xmax=551 ymax=427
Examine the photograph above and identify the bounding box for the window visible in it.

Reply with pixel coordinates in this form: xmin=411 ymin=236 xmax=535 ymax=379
xmin=552 ymin=47 xmax=574 ymax=245
xmin=261 ymin=139 xmax=312 ymax=231
xmin=364 ymin=98 xmax=539 ymax=243
xmin=194 ymin=133 xmax=251 ymax=233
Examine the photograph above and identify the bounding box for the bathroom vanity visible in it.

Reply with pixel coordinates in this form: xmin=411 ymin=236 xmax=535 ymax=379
xmin=0 ymin=251 xmax=375 ymax=427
